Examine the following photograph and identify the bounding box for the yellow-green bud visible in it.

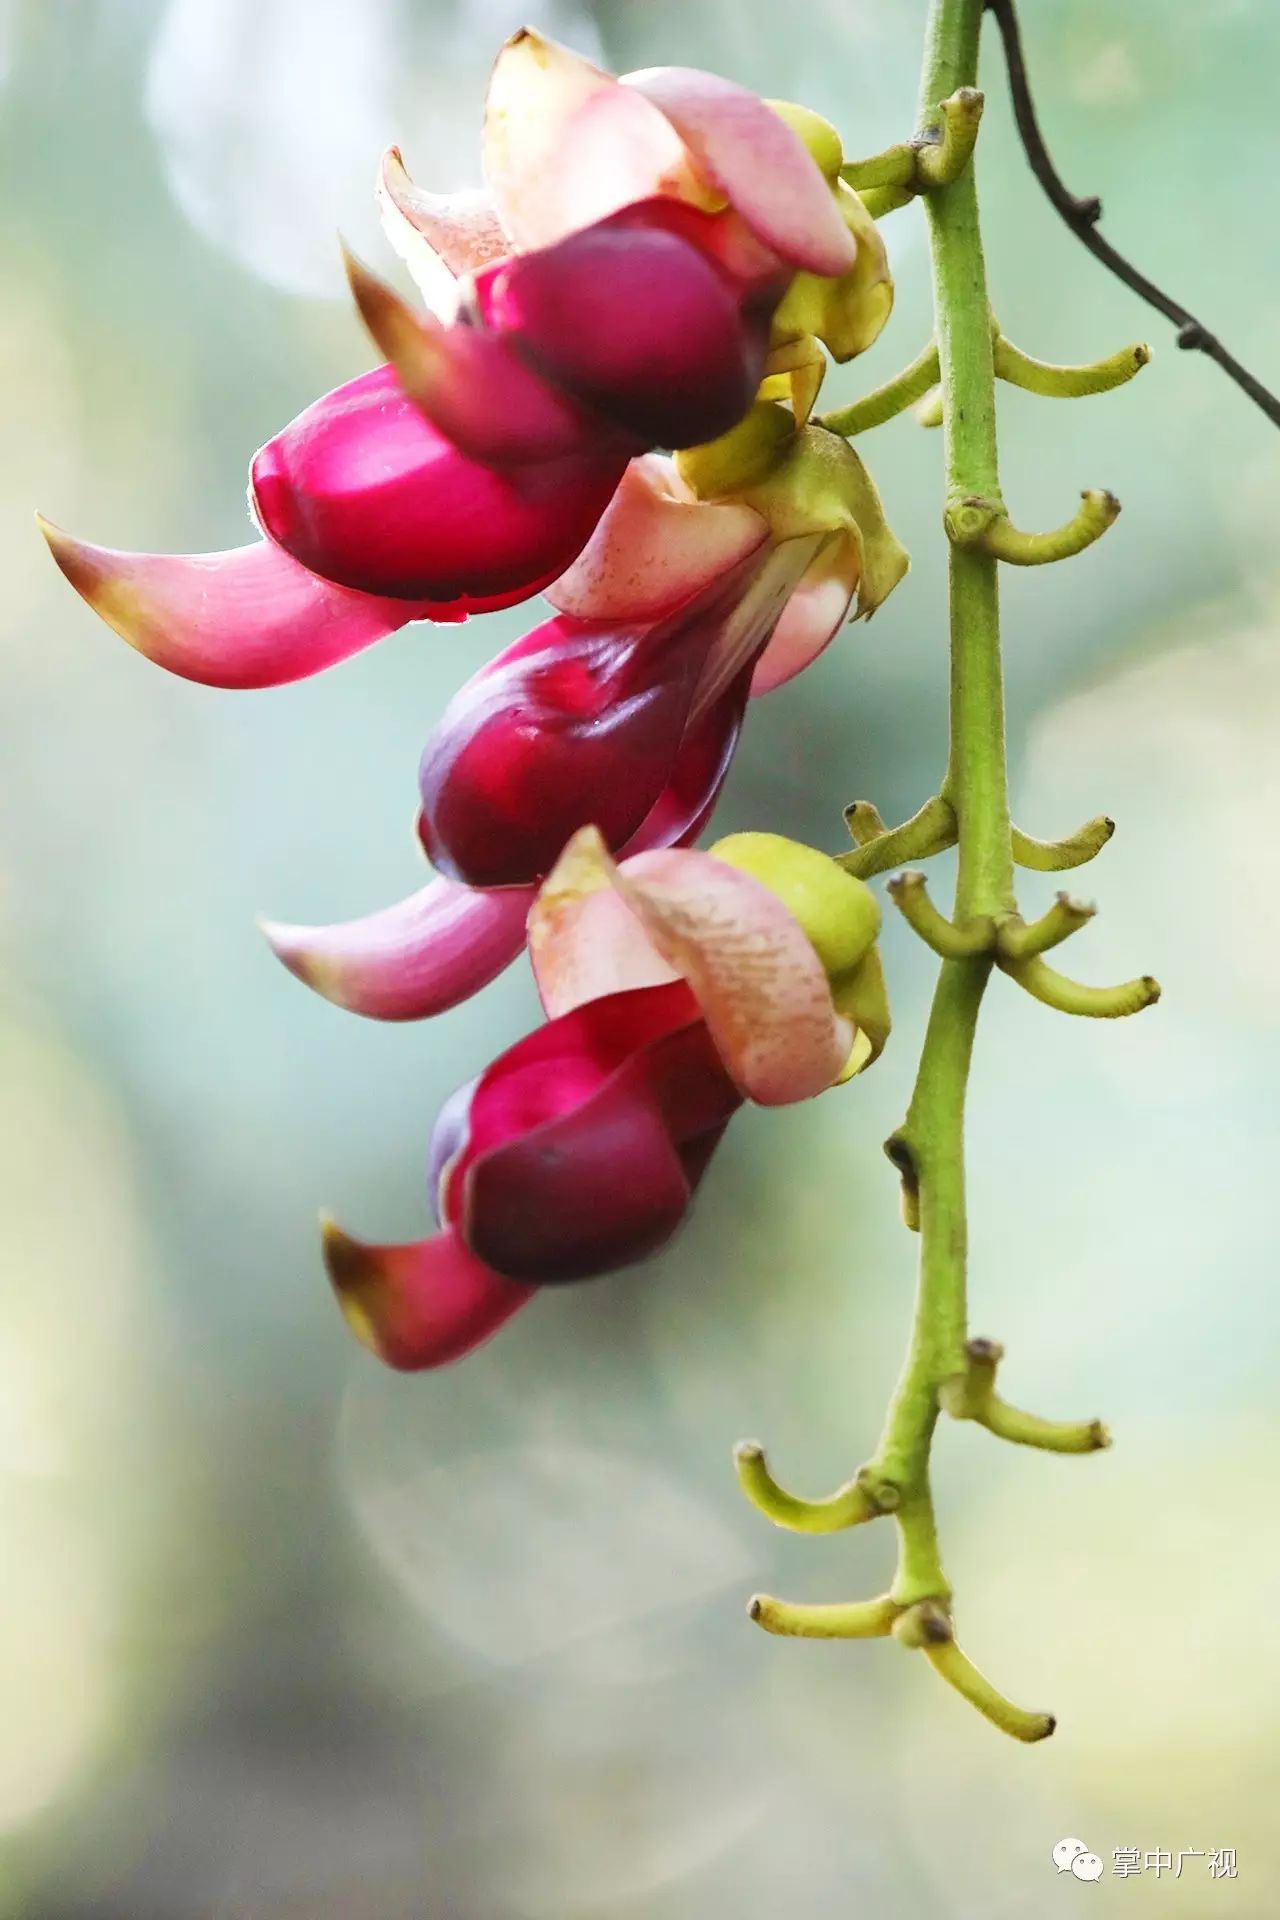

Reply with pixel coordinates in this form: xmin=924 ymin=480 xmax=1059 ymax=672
xmin=765 ymin=100 xmax=844 ymax=179
xmin=709 ymin=831 xmax=880 ymax=976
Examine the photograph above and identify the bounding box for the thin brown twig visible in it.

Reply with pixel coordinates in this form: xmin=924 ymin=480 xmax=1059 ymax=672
xmin=983 ymin=0 xmax=1280 ymax=430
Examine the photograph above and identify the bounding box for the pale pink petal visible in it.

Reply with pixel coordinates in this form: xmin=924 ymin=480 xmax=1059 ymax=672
xmin=38 ymin=521 xmax=426 ymax=689
xmin=687 ymin=532 xmax=824 ymax=723
xmin=260 ymin=877 xmax=531 ymax=1021
xmin=323 ymin=1218 xmax=532 ymax=1370
xmin=483 ymin=29 xmax=707 ymax=250
xmin=750 ymin=534 xmax=860 ymax=695
xmin=376 ymin=146 xmax=509 ymax=319
xmin=528 ymin=833 xmax=680 ymax=1019
xmin=530 ymin=829 xmax=850 ymax=1105
xmin=545 ymin=455 xmax=767 ymax=621
xmin=612 ymin=846 xmax=851 ymax=1104
xmin=623 ymin=68 xmax=855 ymax=277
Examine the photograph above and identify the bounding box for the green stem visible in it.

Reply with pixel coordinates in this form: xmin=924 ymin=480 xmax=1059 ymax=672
xmin=868 ymin=0 xmax=1012 ymax=1611
xmin=817 ymin=341 xmax=940 ymax=437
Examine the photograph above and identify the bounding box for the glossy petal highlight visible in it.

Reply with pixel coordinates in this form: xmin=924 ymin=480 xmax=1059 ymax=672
xmin=323 ymin=1217 xmax=532 ymax=1369
xmin=343 ymin=247 xmax=616 ymax=465
xmin=37 ymin=521 xmax=426 ymax=688
xmin=260 ymin=877 xmax=531 ymax=1021
xmin=475 ymin=202 xmax=772 ymax=449
xmin=418 ymin=549 xmax=764 ymax=889
xmin=444 ymin=981 xmax=739 ymax=1281
xmin=250 ymin=364 xmax=627 ymax=604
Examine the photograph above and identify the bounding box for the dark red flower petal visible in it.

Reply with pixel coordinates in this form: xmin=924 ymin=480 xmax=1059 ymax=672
xmin=322 ymin=1218 xmax=532 ymax=1370
xmin=448 ymin=985 xmax=741 ymax=1282
xmin=250 ymin=364 xmax=627 ymax=604
xmin=472 ymin=201 xmax=780 ymax=449
xmin=417 ymin=551 xmax=761 ymax=888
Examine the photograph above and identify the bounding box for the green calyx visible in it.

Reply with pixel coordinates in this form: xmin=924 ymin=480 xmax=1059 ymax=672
xmin=772 ymin=182 xmax=894 ymax=364
xmin=679 ymin=414 xmax=910 ymax=624
xmin=711 ymin=832 xmax=892 ymax=1080
xmin=675 ymin=402 xmax=796 ymax=501
xmin=709 ymin=831 xmax=880 ymax=976
xmin=740 ymin=427 xmax=910 ymax=620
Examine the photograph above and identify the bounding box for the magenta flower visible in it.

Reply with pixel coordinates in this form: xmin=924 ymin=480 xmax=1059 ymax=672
xmin=38 ymin=28 xmax=908 ymax=1370
xmin=261 ymin=445 xmax=902 ymax=1014
xmin=325 ymin=828 xmax=889 ymax=1369
xmin=40 ymin=30 xmax=856 ymax=692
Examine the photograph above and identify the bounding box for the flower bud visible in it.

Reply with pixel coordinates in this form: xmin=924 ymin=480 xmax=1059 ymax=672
xmin=708 ymin=831 xmax=880 ymax=977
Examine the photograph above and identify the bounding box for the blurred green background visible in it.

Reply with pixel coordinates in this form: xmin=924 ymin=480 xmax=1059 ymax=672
xmin=3 ymin=1 xmax=1278 ymax=1914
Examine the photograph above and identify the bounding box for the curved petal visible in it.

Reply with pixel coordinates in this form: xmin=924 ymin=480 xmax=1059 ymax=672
xmin=376 ymin=147 xmax=508 ymax=319
xmin=417 ymin=548 xmax=764 ymax=888
xmin=623 ymin=67 xmax=855 ymax=278
xmin=259 ymin=877 xmax=531 ymax=1021
xmin=322 ymin=1217 xmax=532 ymax=1370
xmin=686 ymin=532 xmax=823 ymax=723
xmin=464 ymin=1050 xmax=698 ymax=1282
xmin=528 ymin=854 xmax=681 ymax=1018
xmin=37 ymin=521 xmax=430 ymax=688
xmin=545 ymin=455 xmax=766 ymax=621
xmin=343 ymin=248 xmax=620 ymax=466
xmin=412 ymin=667 xmax=744 ymax=877
xmin=483 ymin=29 xmax=707 ymax=250
xmin=250 ymin=364 xmax=627 ymax=604
xmin=474 ymin=202 xmax=771 ymax=450
xmin=531 ymin=830 xmax=850 ymax=1105
xmin=439 ymin=980 xmax=739 ymax=1282
xmin=771 ymin=182 xmax=893 ymax=363
xmin=750 ymin=534 xmax=859 ymax=695
xmin=624 ymin=671 xmax=749 ymax=854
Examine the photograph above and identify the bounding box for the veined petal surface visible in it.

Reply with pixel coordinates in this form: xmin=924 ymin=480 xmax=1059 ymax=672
xmin=623 ymin=66 xmax=856 ymax=277
xmin=376 ymin=147 xmax=508 ymax=319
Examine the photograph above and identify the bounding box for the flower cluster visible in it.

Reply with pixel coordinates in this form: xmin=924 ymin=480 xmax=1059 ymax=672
xmin=42 ymin=30 xmax=906 ymax=1367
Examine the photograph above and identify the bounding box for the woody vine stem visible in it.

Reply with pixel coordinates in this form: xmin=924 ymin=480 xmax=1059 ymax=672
xmin=736 ymin=0 xmax=1171 ymax=1737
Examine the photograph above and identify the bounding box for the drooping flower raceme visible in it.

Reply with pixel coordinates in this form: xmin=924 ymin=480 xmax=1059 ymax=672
xmin=325 ymin=829 xmax=891 ymax=1369
xmin=39 ymin=27 xmax=909 ymax=1364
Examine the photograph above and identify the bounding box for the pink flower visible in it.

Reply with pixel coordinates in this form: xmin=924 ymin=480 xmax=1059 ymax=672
xmin=416 ymin=461 xmax=820 ymax=889
xmin=325 ymin=828 xmax=888 ymax=1370
xmin=259 ymin=452 xmax=877 ymax=1011
xmin=40 ymin=32 xmax=856 ymax=692
xmin=36 ymin=343 xmax=630 ymax=690
xmin=477 ymin=31 xmax=854 ymax=282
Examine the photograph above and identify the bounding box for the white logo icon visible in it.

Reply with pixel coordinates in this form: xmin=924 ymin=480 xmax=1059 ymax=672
xmin=1053 ymin=1838 xmax=1105 ymax=1882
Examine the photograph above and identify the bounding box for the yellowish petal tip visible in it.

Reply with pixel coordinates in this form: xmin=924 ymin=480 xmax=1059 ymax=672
xmin=320 ymin=1213 xmax=363 ymax=1283
xmin=37 ymin=513 xmax=110 ymax=606
xmin=540 ymin=823 xmax=613 ymax=901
